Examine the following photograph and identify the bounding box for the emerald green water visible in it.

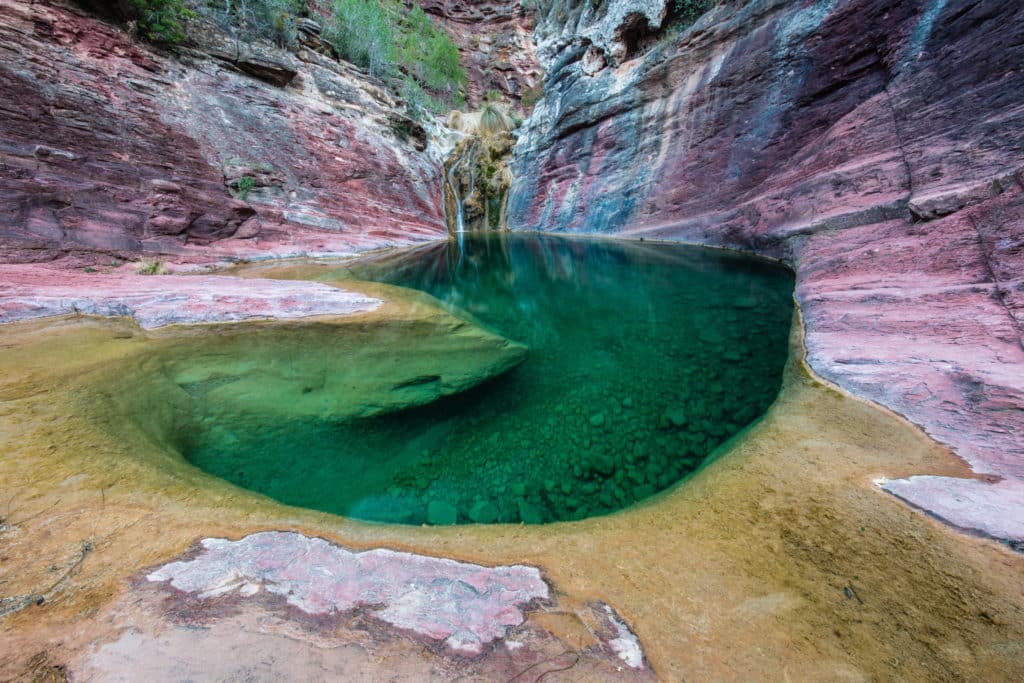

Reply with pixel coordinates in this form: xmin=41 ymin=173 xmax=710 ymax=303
xmin=183 ymin=234 xmax=795 ymax=524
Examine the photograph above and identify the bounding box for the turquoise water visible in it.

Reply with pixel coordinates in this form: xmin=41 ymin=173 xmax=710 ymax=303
xmin=183 ymin=234 xmax=795 ymax=524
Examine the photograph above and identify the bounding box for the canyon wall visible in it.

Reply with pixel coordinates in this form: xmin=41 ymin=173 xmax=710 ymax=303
xmin=511 ymin=0 xmax=1024 ymax=541
xmin=1 ymin=0 xmax=1021 ymax=541
xmin=417 ymin=0 xmax=542 ymax=108
xmin=0 ymin=0 xmax=446 ymax=265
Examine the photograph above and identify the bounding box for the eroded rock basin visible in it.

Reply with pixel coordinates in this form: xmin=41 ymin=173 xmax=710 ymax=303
xmin=0 ymin=237 xmax=1022 ymax=681
xmin=182 ymin=234 xmax=794 ymax=524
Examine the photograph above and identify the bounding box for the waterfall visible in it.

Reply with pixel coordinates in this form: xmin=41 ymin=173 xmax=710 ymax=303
xmin=445 ymin=139 xmax=478 ymax=251
xmin=442 ymin=123 xmax=512 ymax=248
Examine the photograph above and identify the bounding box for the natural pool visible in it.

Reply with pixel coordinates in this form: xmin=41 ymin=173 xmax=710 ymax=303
xmin=182 ymin=234 xmax=795 ymax=524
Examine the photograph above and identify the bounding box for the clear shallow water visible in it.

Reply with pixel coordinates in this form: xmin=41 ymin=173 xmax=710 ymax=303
xmin=184 ymin=234 xmax=795 ymax=524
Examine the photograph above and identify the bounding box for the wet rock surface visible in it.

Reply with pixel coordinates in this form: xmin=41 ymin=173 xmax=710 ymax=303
xmin=1 ymin=311 xmax=1023 ymax=681
xmin=511 ymin=0 xmax=1024 ymax=541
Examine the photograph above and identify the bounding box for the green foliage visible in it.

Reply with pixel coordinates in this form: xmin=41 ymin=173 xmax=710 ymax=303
xmin=485 ymin=89 xmax=503 ymax=102
xmin=398 ymin=5 xmax=462 ymax=94
xmin=136 ymin=259 xmax=166 ymax=275
xmin=324 ymin=0 xmax=397 ymax=77
xmin=478 ymin=103 xmax=514 ymax=136
xmin=235 ymin=175 xmax=256 ymax=200
xmin=126 ymin=0 xmax=194 ymax=44
xmin=200 ymin=0 xmax=307 ymax=48
xmin=673 ymin=0 xmax=714 ymax=26
xmin=520 ymin=81 xmax=544 ymax=110
xmin=251 ymin=0 xmax=306 ymax=47
xmin=325 ymin=0 xmax=465 ymax=107
xmin=400 ymin=77 xmax=428 ymax=118
xmin=424 ymin=28 xmax=463 ymax=92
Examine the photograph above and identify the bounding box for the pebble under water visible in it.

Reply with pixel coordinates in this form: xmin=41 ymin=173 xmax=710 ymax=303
xmin=184 ymin=234 xmax=795 ymax=524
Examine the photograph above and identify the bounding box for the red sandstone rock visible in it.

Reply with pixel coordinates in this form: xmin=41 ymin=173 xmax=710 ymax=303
xmin=417 ymin=0 xmax=542 ymax=109
xmin=884 ymin=476 xmax=1024 ymax=542
xmin=511 ymin=0 xmax=1024 ymax=541
xmin=142 ymin=531 xmax=653 ymax=671
xmin=0 ymin=263 xmax=380 ymax=327
xmin=146 ymin=531 xmax=550 ymax=656
xmin=145 ymin=528 xmax=552 ymax=655
xmin=0 ymin=0 xmax=445 ymax=265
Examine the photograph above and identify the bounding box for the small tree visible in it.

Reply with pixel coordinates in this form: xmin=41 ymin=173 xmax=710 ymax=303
xmin=201 ymin=0 xmax=307 ymax=48
xmin=673 ymin=0 xmax=713 ymax=26
xmin=124 ymin=0 xmax=194 ymax=44
xmin=325 ymin=0 xmax=398 ymax=78
xmin=325 ymin=0 xmax=465 ymax=108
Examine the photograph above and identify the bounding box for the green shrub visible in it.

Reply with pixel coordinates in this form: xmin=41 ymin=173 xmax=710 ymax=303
xmin=324 ymin=0 xmax=398 ymax=77
xmin=478 ymin=103 xmax=514 ymax=136
xmin=325 ymin=0 xmax=465 ymax=107
xmin=673 ymin=0 xmax=714 ymax=26
xmin=136 ymin=259 xmax=166 ymax=275
xmin=417 ymin=18 xmax=463 ymax=93
xmin=520 ymin=81 xmax=544 ymax=109
xmin=235 ymin=175 xmax=256 ymax=200
xmin=199 ymin=0 xmax=306 ymax=48
xmin=400 ymin=76 xmax=427 ymax=117
xmin=125 ymin=0 xmax=194 ymax=44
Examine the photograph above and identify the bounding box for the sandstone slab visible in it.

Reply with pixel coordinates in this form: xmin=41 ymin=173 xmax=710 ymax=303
xmin=147 ymin=531 xmax=549 ymax=656
xmin=0 ymin=265 xmax=379 ymax=328
xmin=883 ymin=476 xmax=1024 ymax=542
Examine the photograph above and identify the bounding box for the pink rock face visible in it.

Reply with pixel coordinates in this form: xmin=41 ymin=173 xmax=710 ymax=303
xmin=884 ymin=477 xmax=1024 ymax=542
xmin=417 ymin=0 xmax=541 ymax=109
xmin=512 ymin=0 xmax=1024 ymax=540
xmin=0 ymin=264 xmax=379 ymax=328
xmin=146 ymin=532 xmax=550 ymax=655
xmin=795 ymin=201 xmax=1024 ymax=541
xmin=0 ymin=0 xmax=445 ymax=265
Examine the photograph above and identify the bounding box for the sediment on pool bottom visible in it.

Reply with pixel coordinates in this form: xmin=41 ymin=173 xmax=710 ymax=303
xmin=174 ymin=234 xmax=796 ymax=525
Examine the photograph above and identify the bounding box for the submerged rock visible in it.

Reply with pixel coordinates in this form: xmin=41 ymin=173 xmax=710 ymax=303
xmin=517 ymin=499 xmax=543 ymax=524
xmin=468 ymin=500 xmax=500 ymax=524
xmin=661 ymin=407 xmax=687 ymax=429
xmin=75 ymin=280 xmax=528 ymax=445
xmin=427 ymin=500 xmax=458 ymax=525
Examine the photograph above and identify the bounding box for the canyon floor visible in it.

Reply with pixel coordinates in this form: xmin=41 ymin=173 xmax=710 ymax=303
xmin=0 ymin=256 xmax=1021 ymax=682
xmin=1 ymin=0 xmax=1023 ymax=679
